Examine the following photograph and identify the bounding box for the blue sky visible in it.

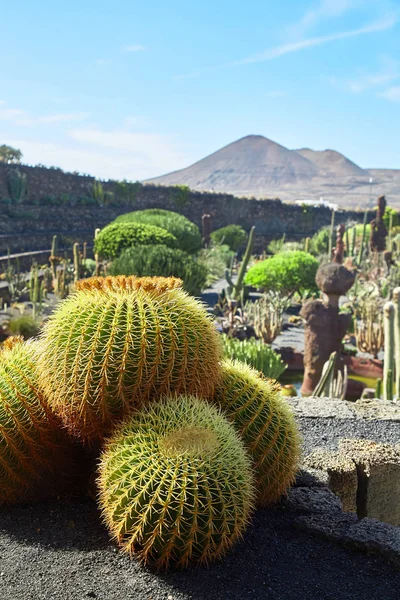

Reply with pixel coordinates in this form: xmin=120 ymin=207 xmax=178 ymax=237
xmin=0 ymin=0 xmax=399 ymax=180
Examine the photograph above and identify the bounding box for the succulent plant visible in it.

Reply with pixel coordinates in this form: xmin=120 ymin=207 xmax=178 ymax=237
xmin=37 ymin=276 xmax=223 ymax=443
xmin=97 ymin=394 xmax=255 ymax=571
xmin=212 ymin=360 xmax=301 ymax=506
xmin=0 ymin=339 xmax=75 ymax=505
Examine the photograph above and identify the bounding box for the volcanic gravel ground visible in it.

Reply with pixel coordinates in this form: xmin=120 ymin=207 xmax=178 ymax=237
xmin=297 ymin=416 xmax=400 ymax=455
xmin=0 ymin=497 xmax=399 ymax=600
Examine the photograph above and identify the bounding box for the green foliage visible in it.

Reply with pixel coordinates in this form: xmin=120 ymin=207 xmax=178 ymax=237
xmin=8 ymin=316 xmax=40 ymax=339
xmin=0 ymin=144 xmax=22 ymax=164
xmin=7 ymin=169 xmax=27 ymax=204
xmin=114 ymin=208 xmax=201 ymax=253
xmin=108 ymin=244 xmax=208 ymax=296
xmin=309 ymin=227 xmax=330 ymax=256
xmin=37 ymin=277 xmax=223 ymax=443
xmin=244 ymin=251 xmax=319 ymax=298
xmin=169 ymin=184 xmax=190 ymax=208
xmin=212 ymin=359 xmax=301 ymax=506
xmin=211 ymin=225 xmax=247 ymax=252
xmin=383 ymin=206 xmax=399 ymax=229
xmin=197 ymin=244 xmax=235 ymax=287
xmin=220 ymin=337 xmax=286 ymax=380
xmin=114 ymin=180 xmax=142 ymax=204
xmin=0 ymin=341 xmax=75 ymax=505
xmin=97 ymin=394 xmax=254 ymax=570
xmin=94 ymin=222 xmax=177 ymax=260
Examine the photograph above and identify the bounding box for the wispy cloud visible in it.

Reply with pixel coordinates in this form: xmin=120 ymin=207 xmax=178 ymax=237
xmin=0 ymin=101 xmax=26 ymax=120
xmin=96 ymin=58 xmax=112 ymax=65
xmin=286 ymin=0 xmax=356 ymax=38
xmin=122 ymin=44 xmax=146 ymax=52
xmin=16 ymin=112 xmax=90 ymax=126
xmin=328 ymin=57 xmax=399 ymax=92
xmin=235 ymin=14 xmax=397 ymax=65
xmin=377 ymin=86 xmax=400 ymax=101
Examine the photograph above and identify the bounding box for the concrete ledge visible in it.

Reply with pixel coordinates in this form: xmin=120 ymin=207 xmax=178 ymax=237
xmin=287 ymin=396 xmax=400 ymax=421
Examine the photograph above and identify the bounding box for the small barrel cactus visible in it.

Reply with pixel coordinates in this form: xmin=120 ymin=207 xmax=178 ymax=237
xmin=97 ymin=395 xmax=255 ymax=571
xmin=0 ymin=340 xmax=76 ymax=505
xmin=212 ymin=360 xmax=301 ymax=506
xmin=37 ymin=276 xmax=223 ymax=443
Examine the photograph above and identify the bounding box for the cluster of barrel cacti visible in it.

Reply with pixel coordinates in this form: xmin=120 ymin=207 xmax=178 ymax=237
xmin=0 ymin=275 xmax=301 ymax=571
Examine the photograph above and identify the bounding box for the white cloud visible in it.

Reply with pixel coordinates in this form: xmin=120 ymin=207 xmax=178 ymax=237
xmin=96 ymin=58 xmax=112 ymax=65
xmin=0 ymin=104 xmax=26 ymax=120
xmin=235 ymin=14 xmax=397 ymax=65
xmin=287 ymin=0 xmax=356 ymax=38
xmin=122 ymin=44 xmax=146 ymax=52
xmin=377 ymin=86 xmax=400 ymax=101
xmin=328 ymin=56 xmax=399 ymax=92
xmin=16 ymin=112 xmax=90 ymax=126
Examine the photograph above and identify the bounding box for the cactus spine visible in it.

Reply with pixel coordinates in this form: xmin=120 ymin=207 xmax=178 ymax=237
xmin=225 ymin=226 xmax=255 ymax=303
xmin=212 ymin=360 xmax=301 ymax=507
xmin=37 ymin=276 xmax=223 ymax=443
xmin=383 ymin=301 xmax=395 ymax=401
xmin=0 ymin=340 xmax=75 ymax=505
xmin=97 ymin=395 xmax=255 ymax=570
xmin=393 ymin=287 xmax=400 ymax=398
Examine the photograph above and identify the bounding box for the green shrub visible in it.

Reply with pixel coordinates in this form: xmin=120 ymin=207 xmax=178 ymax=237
xmin=108 ymin=245 xmax=208 ymax=296
xmin=8 ymin=316 xmax=40 ymax=339
xmin=113 ymin=208 xmax=201 ymax=253
xmin=211 ymin=225 xmax=247 ymax=252
xmin=244 ymin=251 xmax=319 ymax=298
xmin=309 ymin=227 xmax=330 ymax=256
xmin=197 ymin=244 xmax=235 ymax=286
xmin=94 ymin=222 xmax=177 ymax=260
xmin=220 ymin=337 xmax=286 ymax=380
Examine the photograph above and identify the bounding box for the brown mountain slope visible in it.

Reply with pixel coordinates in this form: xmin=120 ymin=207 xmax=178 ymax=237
xmin=145 ymin=135 xmax=319 ymax=190
xmin=295 ymin=148 xmax=366 ymax=177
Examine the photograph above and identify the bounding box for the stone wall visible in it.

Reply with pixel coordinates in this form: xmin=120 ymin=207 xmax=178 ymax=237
xmin=0 ymin=162 xmax=371 ymax=255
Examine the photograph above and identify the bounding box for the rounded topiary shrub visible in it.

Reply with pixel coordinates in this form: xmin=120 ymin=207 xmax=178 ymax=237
xmin=212 ymin=360 xmax=301 ymax=507
xmin=108 ymin=244 xmax=208 ymax=296
xmin=244 ymin=251 xmax=319 ymax=298
xmin=97 ymin=394 xmax=255 ymax=570
xmin=113 ymin=209 xmax=202 ymax=254
xmin=210 ymin=224 xmax=247 ymax=252
xmin=37 ymin=276 xmax=223 ymax=443
xmin=0 ymin=339 xmax=76 ymax=505
xmin=94 ymin=222 xmax=177 ymax=260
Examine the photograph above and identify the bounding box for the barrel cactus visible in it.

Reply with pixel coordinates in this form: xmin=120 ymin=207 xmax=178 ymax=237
xmin=0 ymin=339 xmax=75 ymax=505
xmin=37 ymin=276 xmax=223 ymax=443
xmin=97 ymin=395 xmax=255 ymax=570
xmin=212 ymin=360 xmax=301 ymax=506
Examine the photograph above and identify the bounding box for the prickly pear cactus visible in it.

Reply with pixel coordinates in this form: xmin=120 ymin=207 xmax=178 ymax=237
xmin=0 ymin=340 xmax=75 ymax=505
xmin=97 ymin=395 xmax=255 ymax=571
xmin=212 ymin=360 xmax=301 ymax=506
xmin=38 ymin=276 xmax=223 ymax=443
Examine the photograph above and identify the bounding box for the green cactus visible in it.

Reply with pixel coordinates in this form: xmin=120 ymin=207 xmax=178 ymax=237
xmin=97 ymin=394 xmax=254 ymax=571
xmin=37 ymin=276 xmax=223 ymax=443
xmin=328 ymin=210 xmax=335 ymax=257
xmin=0 ymin=340 xmax=76 ymax=505
xmin=225 ymin=226 xmax=255 ymax=303
xmin=351 ymin=226 xmax=356 ymax=257
xmin=393 ymin=287 xmax=400 ymax=398
xmin=345 ymin=228 xmax=349 ymax=257
xmin=220 ymin=337 xmax=286 ymax=380
xmin=73 ymin=242 xmax=81 ymax=283
xmin=304 ymin=236 xmax=310 ymax=254
xmin=7 ymin=168 xmax=27 ymax=204
xmin=375 ymin=377 xmax=382 ymax=399
xmin=212 ymin=360 xmax=301 ymax=507
xmin=357 ymin=210 xmax=368 ymax=266
xmin=383 ymin=301 xmax=395 ymax=401
xmin=94 ymin=228 xmax=101 ymax=276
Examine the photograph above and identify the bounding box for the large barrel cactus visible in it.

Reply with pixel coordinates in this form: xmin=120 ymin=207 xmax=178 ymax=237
xmin=37 ymin=276 xmax=223 ymax=443
xmin=97 ymin=395 xmax=255 ymax=570
xmin=0 ymin=340 xmax=75 ymax=505
xmin=212 ymin=360 xmax=301 ymax=506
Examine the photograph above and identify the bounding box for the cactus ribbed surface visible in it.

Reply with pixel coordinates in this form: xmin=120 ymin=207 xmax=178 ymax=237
xmin=97 ymin=395 xmax=255 ymax=571
xmin=0 ymin=340 xmax=73 ymax=505
xmin=38 ymin=276 xmax=223 ymax=443
xmin=212 ymin=360 xmax=301 ymax=506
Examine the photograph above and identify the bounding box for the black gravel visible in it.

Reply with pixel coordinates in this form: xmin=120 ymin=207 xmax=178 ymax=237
xmin=297 ymin=416 xmax=400 ymax=455
xmin=0 ymin=497 xmax=399 ymax=600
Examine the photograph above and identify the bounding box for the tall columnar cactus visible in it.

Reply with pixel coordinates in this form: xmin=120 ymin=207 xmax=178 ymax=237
xmin=212 ymin=360 xmax=301 ymax=506
xmin=393 ymin=287 xmax=400 ymax=398
xmin=0 ymin=340 xmax=76 ymax=505
xmin=97 ymin=395 xmax=255 ymax=571
xmin=225 ymin=226 xmax=255 ymax=304
xmin=357 ymin=210 xmax=368 ymax=266
xmin=383 ymin=301 xmax=395 ymax=401
xmin=73 ymin=242 xmax=81 ymax=283
xmin=94 ymin=228 xmax=101 ymax=276
xmin=328 ymin=210 xmax=335 ymax=258
xmin=37 ymin=276 xmax=223 ymax=443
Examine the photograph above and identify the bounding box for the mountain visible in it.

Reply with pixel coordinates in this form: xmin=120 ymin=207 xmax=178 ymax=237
xmin=144 ymin=135 xmax=400 ymax=208
xmin=295 ymin=148 xmax=366 ymax=177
